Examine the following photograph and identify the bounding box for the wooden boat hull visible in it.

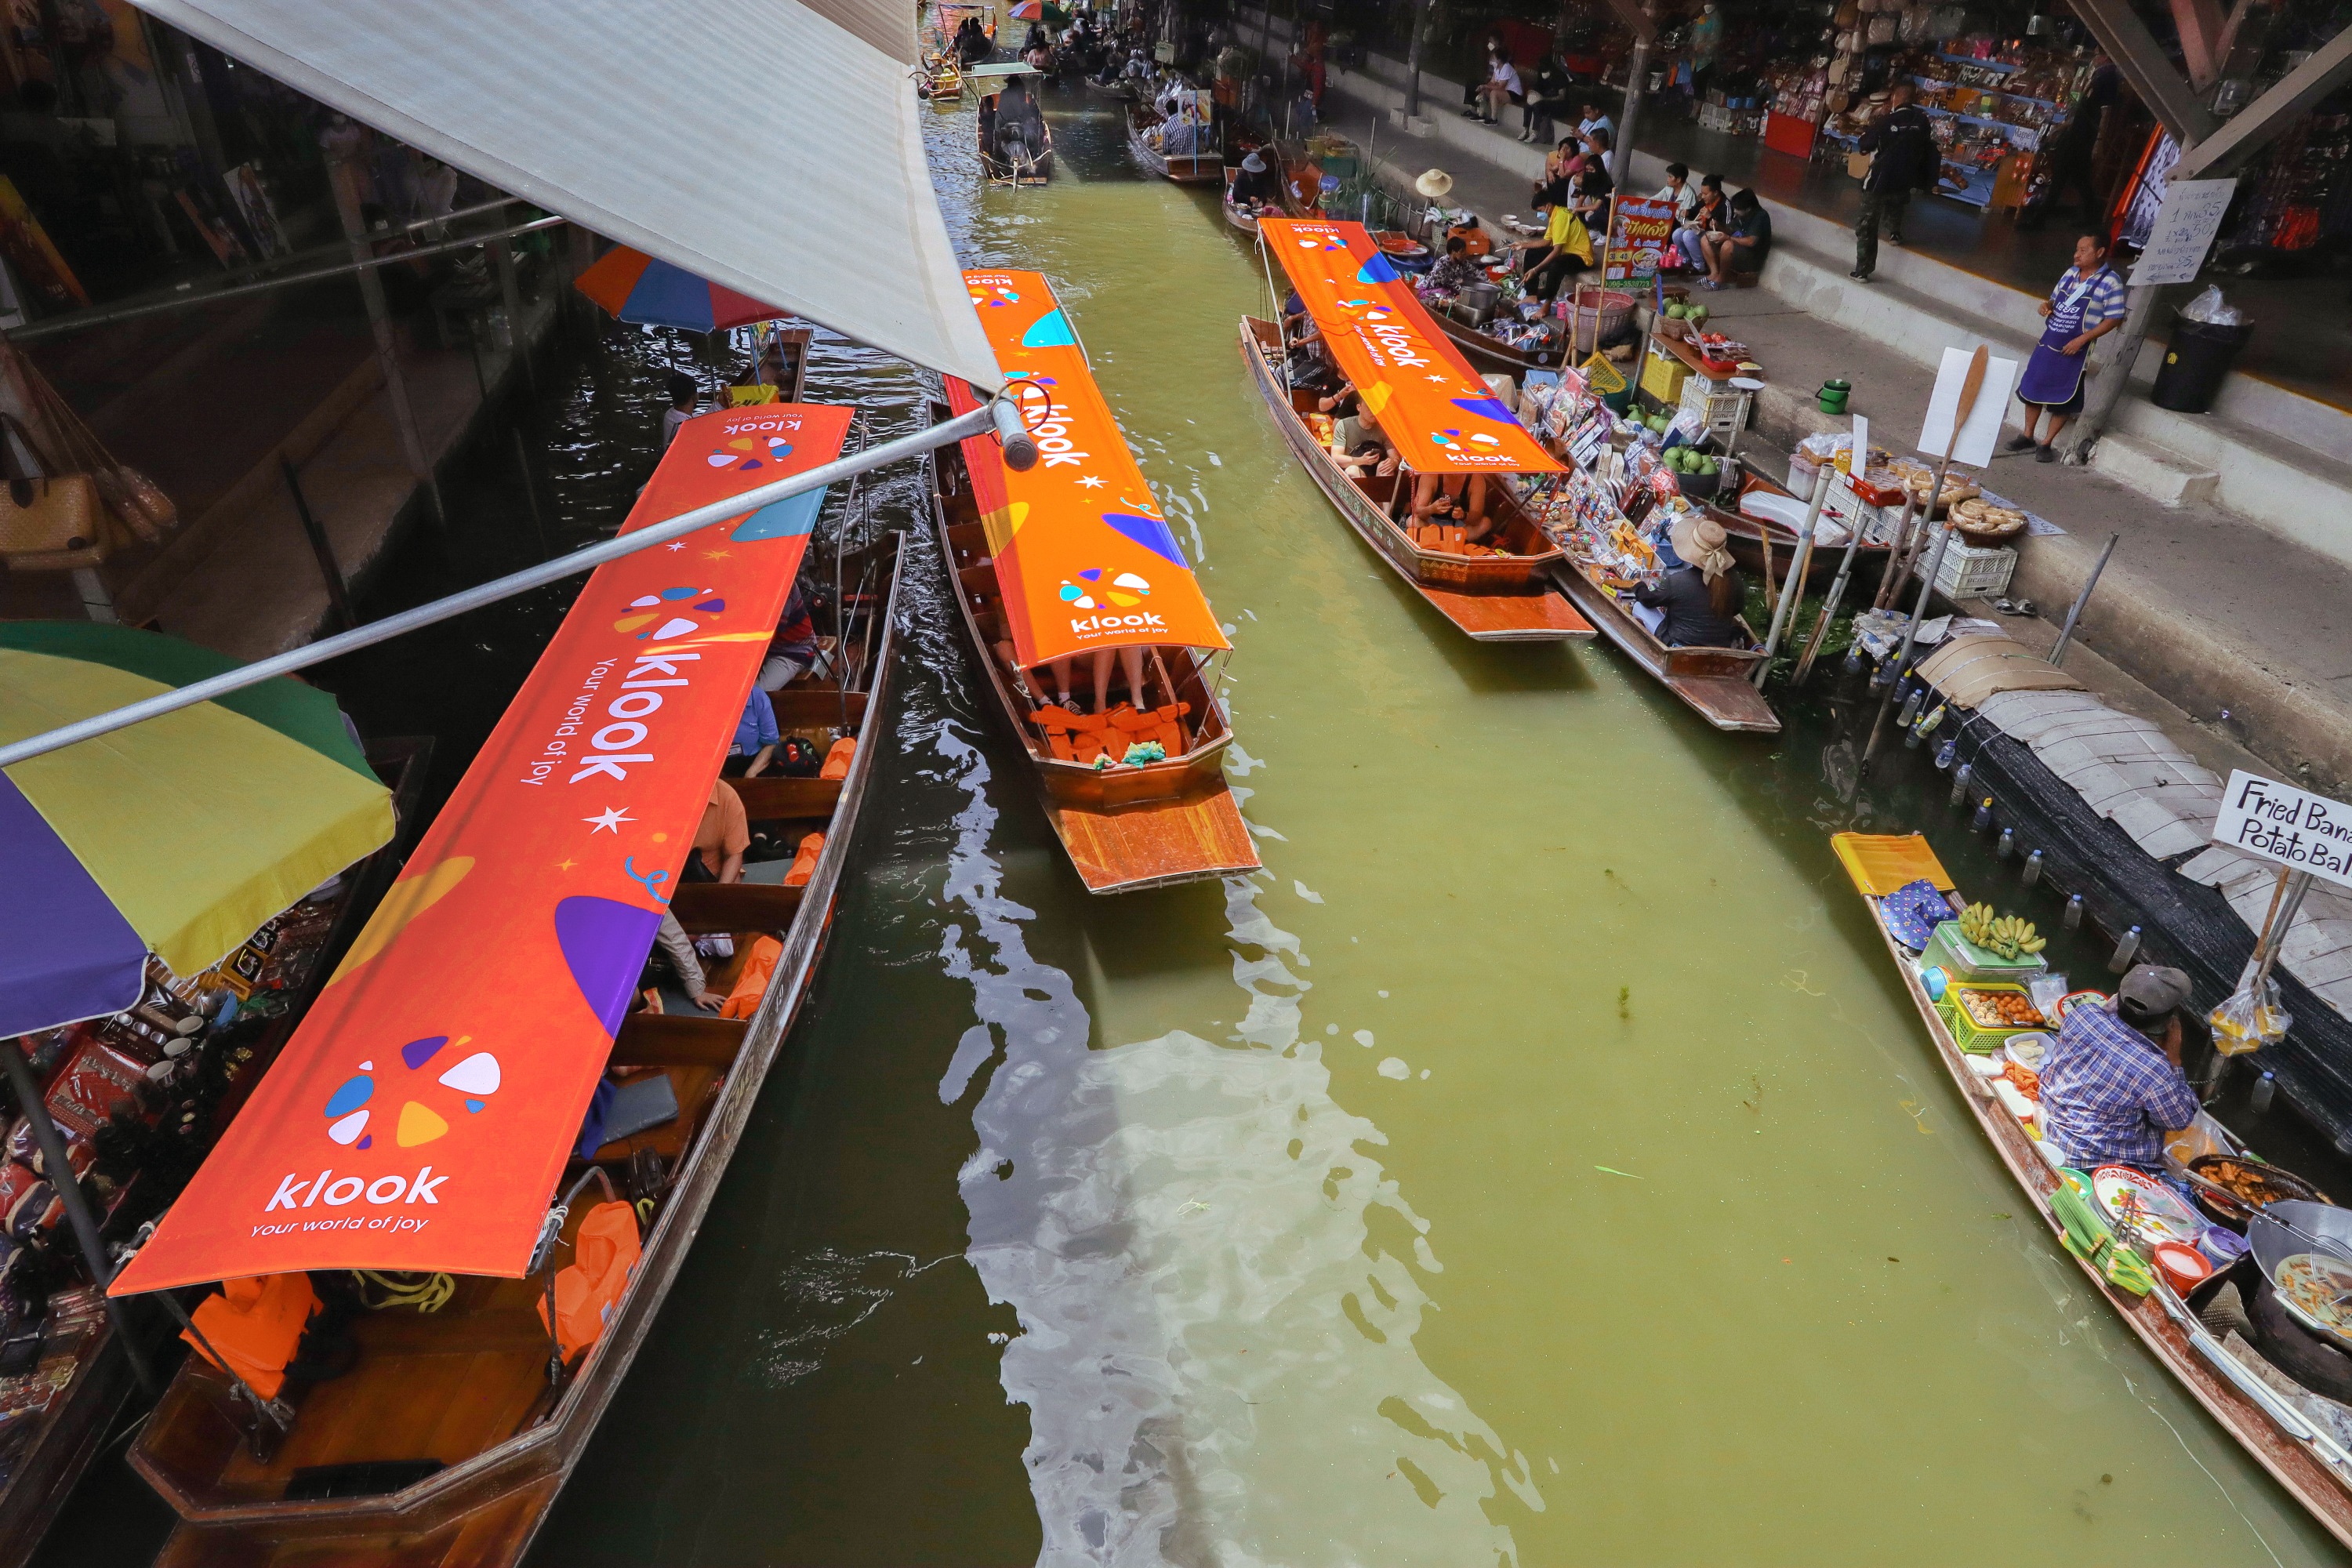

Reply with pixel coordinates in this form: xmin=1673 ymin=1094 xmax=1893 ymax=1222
xmin=1433 ymin=307 xmax=1568 ymax=378
xmin=1240 ymin=315 xmax=1592 ymax=644
xmin=1223 ymin=202 xmax=1260 ymax=234
xmin=925 ymin=412 xmax=1260 ymax=894
xmin=1083 ymin=77 xmax=1135 ymax=100
xmin=1837 ymin=839 xmax=2352 ymax=1554
xmin=1127 ymin=105 xmax=1221 ymax=183
xmin=132 ymin=546 xmax=911 ymax=1567
xmin=1546 ymin=564 xmax=1779 ymax=731
xmin=1710 ymin=470 xmax=1891 ymax=593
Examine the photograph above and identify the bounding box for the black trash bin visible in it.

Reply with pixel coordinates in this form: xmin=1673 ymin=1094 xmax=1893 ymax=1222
xmin=2150 ymin=312 xmax=2254 ymax=414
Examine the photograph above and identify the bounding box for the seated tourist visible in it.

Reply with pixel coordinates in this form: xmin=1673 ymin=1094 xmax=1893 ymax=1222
xmin=759 ymin=581 xmax=821 ymax=692
xmin=728 ymin=685 xmax=779 ymax=779
xmin=1332 ymin=408 xmax=1399 ymax=481
xmin=1699 ymin=187 xmax=1772 ymax=289
xmin=690 ymin=779 xmax=750 ymax=884
xmin=1407 ymin=468 xmax=1494 ymax=543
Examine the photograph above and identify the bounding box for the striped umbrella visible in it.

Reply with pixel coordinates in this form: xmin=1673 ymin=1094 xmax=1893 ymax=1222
xmin=0 ymin=622 xmax=394 ymax=1038
xmin=573 ymin=246 xmax=789 ymax=333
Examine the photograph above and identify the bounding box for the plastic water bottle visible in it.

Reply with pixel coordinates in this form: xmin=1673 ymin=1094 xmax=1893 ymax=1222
xmin=2022 ymin=850 xmax=2043 ymax=887
xmin=1996 ymin=828 xmax=2015 ymax=859
xmin=1972 ymin=796 xmax=1994 ymax=832
xmin=2063 ymin=894 xmax=2084 ymax=930
xmin=2109 ymin=924 xmax=2142 ymax=973
xmin=1950 ymin=762 xmax=1972 ymax=806
xmin=1935 ymin=737 xmax=1957 ymax=770
xmin=1897 ymin=687 xmax=1925 ymax=727
xmin=2252 ymin=1071 xmax=2278 ymax=1114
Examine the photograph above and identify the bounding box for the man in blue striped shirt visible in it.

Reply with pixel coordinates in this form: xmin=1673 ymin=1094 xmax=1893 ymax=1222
xmin=2008 ymin=233 xmax=2127 ymax=461
xmin=2039 ymin=964 xmax=2199 ymax=1169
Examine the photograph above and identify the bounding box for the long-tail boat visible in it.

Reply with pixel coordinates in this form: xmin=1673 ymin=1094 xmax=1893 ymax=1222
xmin=972 ymin=64 xmax=1054 ymax=184
xmin=1242 ymin=218 xmax=1592 ymax=644
xmin=106 ymin=405 xmax=907 ymax=1566
xmin=1834 ymin=832 xmax=2352 ymax=1553
xmin=930 ymin=268 xmax=1259 ymax=894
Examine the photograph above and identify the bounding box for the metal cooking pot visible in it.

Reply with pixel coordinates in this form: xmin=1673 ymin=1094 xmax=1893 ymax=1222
xmin=1461 ymin=281 xmax=1501 ymax=314
xmin=2247 ymin=1200 xmax=2352 ymax=1356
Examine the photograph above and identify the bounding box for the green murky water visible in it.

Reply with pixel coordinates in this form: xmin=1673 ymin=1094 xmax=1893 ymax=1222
xmin=46 ymin=78 xmax=2345 ymax=1568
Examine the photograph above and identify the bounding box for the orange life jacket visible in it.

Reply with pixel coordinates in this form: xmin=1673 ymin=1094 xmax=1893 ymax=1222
xmin=185 ymin=1272 xmax=318 ymax=1399
xmin=780 ymin=832 xmax=825 ymax=889
xmin=818 ymin=737 xmax=856 ymax=781
xmin=721 ymin=934 xmax=785 ymax=1020
xmin=536 ymin=1201 xmax=641 ymax=1364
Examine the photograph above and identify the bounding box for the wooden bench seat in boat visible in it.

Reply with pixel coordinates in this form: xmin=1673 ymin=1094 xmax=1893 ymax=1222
xmin=728 ymin=776 xmax=842 ymax=822
xmin=667 ymin=880 xmax=804 ymax=935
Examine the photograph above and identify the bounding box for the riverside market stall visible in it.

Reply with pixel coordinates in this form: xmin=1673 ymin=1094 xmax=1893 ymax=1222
xmin=1835 ymin=827 xmax=2352 ymax=1552
xmin=98 ymin=404 xmax=910 ymax=1566
xmin=0 ymin=623 xmax=423 ymax=1559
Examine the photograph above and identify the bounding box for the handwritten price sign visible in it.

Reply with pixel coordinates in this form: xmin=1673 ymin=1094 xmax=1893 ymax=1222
xmin=2212 ymin=771 xmax=2352 ymax=888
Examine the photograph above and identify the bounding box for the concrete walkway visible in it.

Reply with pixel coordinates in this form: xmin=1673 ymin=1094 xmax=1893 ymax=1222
xmin=1306 ymin=76 xmax=2352 ymax=793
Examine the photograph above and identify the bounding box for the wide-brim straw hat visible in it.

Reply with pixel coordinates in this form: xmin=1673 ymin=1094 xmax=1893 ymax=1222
xmin=1414 ymin=168 xmax=1455 ymax=199
xmin=1241 ymin=151 xmax=1268 ymax=172
xmin=1669 ymin=510 xmax=1734 ymax=581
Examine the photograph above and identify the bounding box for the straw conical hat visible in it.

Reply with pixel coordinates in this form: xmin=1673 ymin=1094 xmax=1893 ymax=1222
xmin=1414 ymin=168 xmax=1455 ymax=199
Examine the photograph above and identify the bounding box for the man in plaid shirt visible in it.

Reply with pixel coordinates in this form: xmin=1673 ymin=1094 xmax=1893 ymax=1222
xmin=2039 ymin=965 xmax=2200 ymax=1168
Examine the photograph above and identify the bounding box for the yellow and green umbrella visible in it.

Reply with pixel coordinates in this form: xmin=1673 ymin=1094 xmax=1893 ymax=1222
xmin=0 ymin=622 xmax=394 ymax=1038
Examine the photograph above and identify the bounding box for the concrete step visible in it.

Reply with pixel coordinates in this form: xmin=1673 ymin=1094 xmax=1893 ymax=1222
xmin=2090 ymin=430 xmax=2219 ymax=507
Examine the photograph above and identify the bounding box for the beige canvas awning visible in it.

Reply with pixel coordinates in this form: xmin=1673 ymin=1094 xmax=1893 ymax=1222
xmin=132 ymin=0 xmax=1001 ymax=389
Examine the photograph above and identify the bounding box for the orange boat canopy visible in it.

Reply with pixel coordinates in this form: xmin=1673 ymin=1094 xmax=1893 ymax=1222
xmin=1260 ymin=218 xmax=1563 ymax=477
xmin=946 ymin=269 xmax=1228 ymax=670
xmin=110 ymin=404 xmax=851 ymax=1295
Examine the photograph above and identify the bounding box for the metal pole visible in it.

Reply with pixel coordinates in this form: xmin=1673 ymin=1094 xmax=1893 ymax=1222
xmin=323 ymin=138 xmax=445 ymax=526
xmin=491 ymin=238 xmax=535 ymax=397
xmin=8 ymin=214 xmax=568 ymax=343
xmin=1751 ymin=464 xmax=1830 ymax=684
xmin=1792 ymin=487 xmax=1878 ymax=687
xmin=0 ymin=1041 xmax=154 ymax=1394
xmin=1860 ymin=516 xmax=1954 ymax=769
xmin=0 ymin=404 xmax=1002 ymax=769
xmin=2047 ymin=530 xmax=2118 ymax=666
xmin=281 ymin=458 xmax=357 ymax=633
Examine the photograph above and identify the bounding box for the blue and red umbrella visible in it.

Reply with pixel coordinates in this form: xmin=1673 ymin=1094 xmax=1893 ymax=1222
xmin=574 ymin=246 xmax=788 ymax=333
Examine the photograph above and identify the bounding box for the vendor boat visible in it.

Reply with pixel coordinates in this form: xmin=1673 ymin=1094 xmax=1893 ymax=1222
xmin=1127 ymin=98 xmax=1221 ymax=183
xmin=1241 ymin=218 xmax=1591 ymax=644
xmin=1834 ymin=833 xmax=2352 ymax=1554
xmin=1221 ymin=167 xmax=1261 ymax=236
xmin=1083 ymin=74 xmax=1137 ymax=100
xmin=107 ymin=408 xmax=906 ymax=1567
xmin=1543 ymin=546 xmax=1777 ymax=731
xmin=931 ymin=270 xmax=1258 ymax=893
xmin=1431 ymin=306 xmax=1570 ymax=379
xmin=1708 ymin=464 xmax=1893 ymax=594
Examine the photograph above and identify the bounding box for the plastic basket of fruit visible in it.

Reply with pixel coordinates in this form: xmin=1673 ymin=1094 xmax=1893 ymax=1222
xmin=1922 ymin=919 xmax=2046 ymax=984
xmin=1937 ymin=982 xmax=2049 ymax=1053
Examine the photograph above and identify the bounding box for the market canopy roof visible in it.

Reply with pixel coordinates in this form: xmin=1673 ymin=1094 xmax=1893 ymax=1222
xmin=130 ymin=0 xmax=1000 ymax=390
xmin=0 ymin=622 xmax=393 ymax=1040
xmin=110 ymin=404 xmax=850 ymax=1295
xmin=1261 ymin=219 xmax=1563 ymax=477
xmin=945 ymin=269 xmax=1229 ymax=668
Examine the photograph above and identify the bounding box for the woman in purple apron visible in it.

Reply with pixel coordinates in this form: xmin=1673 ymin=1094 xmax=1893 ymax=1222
xmin=2008 ymin=234 xmax=2125 ymax=462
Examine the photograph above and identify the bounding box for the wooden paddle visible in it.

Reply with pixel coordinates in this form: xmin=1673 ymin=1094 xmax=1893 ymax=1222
xmin=1859 ymin=343 xmax=1989 ymax=774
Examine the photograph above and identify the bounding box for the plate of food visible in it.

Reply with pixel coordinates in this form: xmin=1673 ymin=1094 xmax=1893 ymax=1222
xmin=2092 ymin=1165 xmax=2205 ymax=1247
xmin=2274 ymin=1252 xmax=2352 ymax=1340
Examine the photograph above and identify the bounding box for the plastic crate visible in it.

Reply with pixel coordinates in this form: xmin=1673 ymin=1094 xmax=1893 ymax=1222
xmin=1675 ymin=374 xmax=1751 ymax=436
xmin=1913 ymin=537 xmax=2016 ymax=599
xmin=1922 ymin=920 xmax=2047 ymax=985
xmin=1639 ymin=342 xmax=1690 ymax=405
xmin=1936 ymin=981 xmax=2048 ymax=1053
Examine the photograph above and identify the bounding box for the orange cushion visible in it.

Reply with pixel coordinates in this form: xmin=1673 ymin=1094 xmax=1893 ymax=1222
xmin=780 ymin=831 xmax=825 ymax=888
xmin=185 ymin=1272 xmax=318 ymax=1400
xmin=720 ymin=934 xmax=784 ymax=1019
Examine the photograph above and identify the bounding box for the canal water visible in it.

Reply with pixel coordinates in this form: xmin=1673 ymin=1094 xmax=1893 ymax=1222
xmin=42 ymin=81 xmax=2345 ymax=1568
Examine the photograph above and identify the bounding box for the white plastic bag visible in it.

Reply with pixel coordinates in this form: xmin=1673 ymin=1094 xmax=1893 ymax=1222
xmin=2179 ymin=285 xmax=2246 ymax=327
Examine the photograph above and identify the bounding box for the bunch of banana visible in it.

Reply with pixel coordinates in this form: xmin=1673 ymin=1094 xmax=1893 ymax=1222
xmin=1958 ymin=902 xmax=1996 ymax=947
xmin=1984 ymin=913 xmax=2046 ymax=960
